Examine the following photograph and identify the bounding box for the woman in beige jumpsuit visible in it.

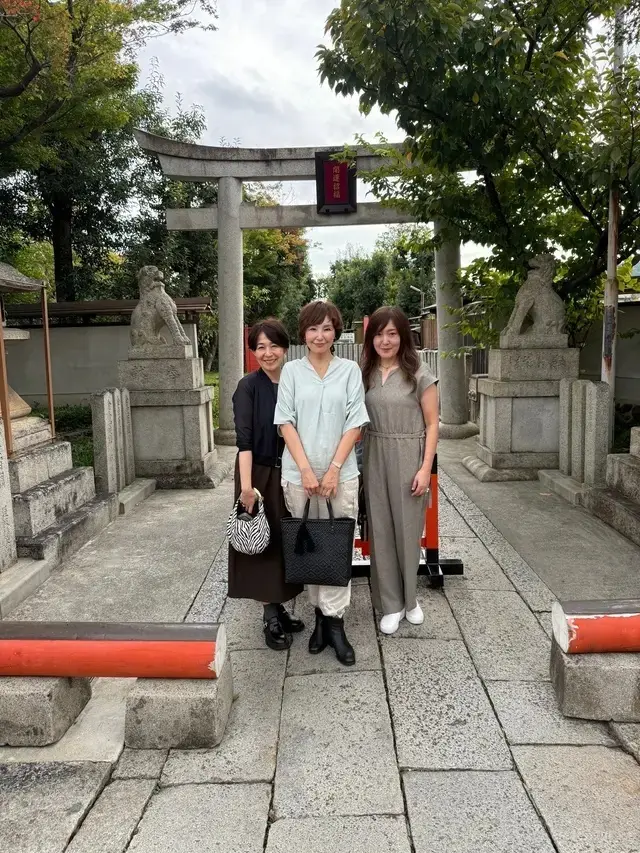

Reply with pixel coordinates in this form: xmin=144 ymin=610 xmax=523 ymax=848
xmin=361 ymin=307 xmax=439 ymax=635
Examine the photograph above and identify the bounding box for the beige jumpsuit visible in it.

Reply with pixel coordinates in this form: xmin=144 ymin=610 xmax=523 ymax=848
xmin=363 ymin=365 xmax=437 ymax=615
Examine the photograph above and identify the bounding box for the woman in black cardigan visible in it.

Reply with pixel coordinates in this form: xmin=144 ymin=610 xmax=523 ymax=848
xmin=229 ymin=318 xmax=304 ymax=650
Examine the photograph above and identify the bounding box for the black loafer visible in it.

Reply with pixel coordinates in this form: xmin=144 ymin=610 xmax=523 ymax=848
xmin=277 ymin=604 xmax=305 ymax=633
xmin=263 ymin=616 xmax=292 ymax=651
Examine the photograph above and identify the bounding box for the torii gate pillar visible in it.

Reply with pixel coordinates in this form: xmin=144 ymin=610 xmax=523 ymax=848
xmin=216 ymin=177 xmax=244 ymax=444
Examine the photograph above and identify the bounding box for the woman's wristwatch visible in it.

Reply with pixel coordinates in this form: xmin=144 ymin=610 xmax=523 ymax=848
xmin=330 ymin=460 xmax=342 ymax=470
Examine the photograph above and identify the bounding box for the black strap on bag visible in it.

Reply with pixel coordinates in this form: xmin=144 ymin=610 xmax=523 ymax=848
xmin=294 ymin=499 xmax=334 ymax=555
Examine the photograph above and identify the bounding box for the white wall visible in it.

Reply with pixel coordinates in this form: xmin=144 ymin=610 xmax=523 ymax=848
xmin=6 ymin=323 xmax=199 ymax=407
xmin=579 ymin=303 xmax=640 ymax=404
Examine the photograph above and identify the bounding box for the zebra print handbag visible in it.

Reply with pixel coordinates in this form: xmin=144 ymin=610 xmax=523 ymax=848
xmin=227 ymin=489 xmax=271 ymax=555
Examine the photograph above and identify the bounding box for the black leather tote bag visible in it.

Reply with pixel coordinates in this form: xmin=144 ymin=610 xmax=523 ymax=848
xmin=281 ymin=498 xmax=354 ymax=587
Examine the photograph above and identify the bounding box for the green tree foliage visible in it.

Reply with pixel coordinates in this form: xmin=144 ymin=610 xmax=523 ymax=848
xmin=0 ymin=0 xmax=217 ymax=175
xmin=323 ymin=225 xmax=435 ymax=326
xmin=318 ymin=1 xmax=640 ymax=300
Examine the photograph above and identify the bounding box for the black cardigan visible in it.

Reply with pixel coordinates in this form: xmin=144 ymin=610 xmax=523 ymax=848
xmin=232 ymin=369 xmax=284 ymax=466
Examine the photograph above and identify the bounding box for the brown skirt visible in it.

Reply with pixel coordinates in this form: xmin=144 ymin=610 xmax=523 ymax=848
xmin=227 ymin=458 xmax=303 ymax=604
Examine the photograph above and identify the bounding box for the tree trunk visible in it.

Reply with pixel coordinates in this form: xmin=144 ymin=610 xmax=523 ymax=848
xmin=50 ymin=193 xmax=75 ymax=301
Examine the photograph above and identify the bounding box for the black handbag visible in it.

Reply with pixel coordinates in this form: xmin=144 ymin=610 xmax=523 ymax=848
xmin=281 ymin=498 xmax=355 ymax=587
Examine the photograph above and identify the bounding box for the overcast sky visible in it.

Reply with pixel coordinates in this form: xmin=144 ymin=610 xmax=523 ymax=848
xmin=137 ymin=0 xmax=487 ymax=276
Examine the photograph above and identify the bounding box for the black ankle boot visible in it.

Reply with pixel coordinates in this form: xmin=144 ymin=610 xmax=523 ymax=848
xmin=276 ymin=604 xmax=305 ymax=634
xmin=263 ymin=615 xmax=292 ymax=651
xmin=308 ymin=607 xmax=328 ymax=654
xmin=326 ymin=616 xmax=355 ymax=666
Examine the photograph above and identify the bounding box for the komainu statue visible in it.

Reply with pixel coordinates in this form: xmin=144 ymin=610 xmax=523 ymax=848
xmin=130 ymin=266 xmax=191 ymax=349
xmin=500 ymin=254 xmax=567 ymax=348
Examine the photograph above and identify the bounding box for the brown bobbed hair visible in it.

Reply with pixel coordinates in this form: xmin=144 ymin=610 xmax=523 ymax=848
xmin=360 ymin=306 xmax=420 ymax=391
xmin=298 ymin=300 xmax=343 ymax=344
xmin=247 ymin=318 xmax=289 ymax=352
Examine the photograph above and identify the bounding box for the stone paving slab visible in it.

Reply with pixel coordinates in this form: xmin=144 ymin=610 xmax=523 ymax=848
xmin=537 ymin=611 xmax=553 ymax=638
xmin=9 ymin=485 xmax=233 ymax=623
xmin=439 ymin=496 xmax=475 ymax=537
xmin=446 ymin=589 xmax=550 ymax=681
xmin=219 ymin=596 xmax=268 ymax=651
xmin=66 ymin=779 xmax=156 ymax=853
xmin=0 ymin=677 xmax=131 ymax=763
xmin=404 ymin=770 xmax=555 ymax=853
xmin=380 ymin=583 xmax=461 ymax=640
xmin=113 ymin=748 xmax=167 ymax=780
xmin=127 ymin=782 xmax=271 ymax=853
xmin=162 ymin=649 xmax=285 ymax=784
xmin=0 ymin=761 xmax=111 ymax=853
xmin=266 ymin=816 xmax=412 ymax=853
xmin=185 ymin=543 xmax=228 ymax=624
xmin=290 ymin=585 xmax=380 ymax=674
xmin=512 ymin=745 xmax=640 ymax=853
xmin=478 ymin=537 xmax=556 ymax=612
xmin=611 ymin=723 xmax=640 ymax=763
xmin=383 ymin=640 xmax=511 ymax=770
xmin=273 ymin=671 xmax=403 ymax=819
xmin=486 ymin=681 xmax=615 ymax=746
xmin=440 ymin=537 xmax=515 ymax=591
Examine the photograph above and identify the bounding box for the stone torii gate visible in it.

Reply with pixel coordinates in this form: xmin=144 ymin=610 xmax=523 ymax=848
xmin=134 ymin=131 xmax=476 ymax=444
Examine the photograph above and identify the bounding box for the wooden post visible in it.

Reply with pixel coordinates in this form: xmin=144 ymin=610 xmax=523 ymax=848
xmin=41 ymin=287 xmax=55 ymax=439
xmin=0 ymin=621 xmax=227 ymax=679
xmin=0 ymin=318 xmax=13 ymax=456
xmin=552 ymin=599 xmax=640 ymax=654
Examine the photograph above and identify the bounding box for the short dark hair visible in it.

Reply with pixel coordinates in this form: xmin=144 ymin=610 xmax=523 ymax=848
xmin=247 ymin=318 xmax=289 ymax=351
xmin=298 ymin=300 xmax=343 ymax=344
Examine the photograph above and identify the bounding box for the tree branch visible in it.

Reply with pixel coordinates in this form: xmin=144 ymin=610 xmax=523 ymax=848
xmin=0 ymin=56 xmax=44 ymax=99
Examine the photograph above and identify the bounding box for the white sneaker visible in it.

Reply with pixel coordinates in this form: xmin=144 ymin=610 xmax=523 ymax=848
xmin=380 ymin=609 xmax=405 ymax=635
xmin=405 ymin=604 xmax=424 ymax=625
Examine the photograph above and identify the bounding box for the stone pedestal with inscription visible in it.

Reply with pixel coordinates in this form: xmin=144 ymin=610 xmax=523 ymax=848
xmin=0 ymin=425 xmax=17 ymax=572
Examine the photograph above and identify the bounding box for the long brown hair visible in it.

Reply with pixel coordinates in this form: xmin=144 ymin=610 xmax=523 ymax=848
xmin=360 ymin=306 xmax=420 ymax=391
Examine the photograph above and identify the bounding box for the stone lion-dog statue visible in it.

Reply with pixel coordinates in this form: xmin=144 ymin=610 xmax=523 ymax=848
xmin=501 ymin=254 xmax=566 ymax=346
xmin=130 ymin=265 xmax=191 ymax=349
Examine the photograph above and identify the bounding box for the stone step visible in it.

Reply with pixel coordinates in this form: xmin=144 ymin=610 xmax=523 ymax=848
xmin=12 ymin=467 xmax=96 ymax=538
xmin=16 ymin=493 xmax=118 ymax=563
xmin=631 ymin=428 xmax=640 ymax=459
xmin=8 ymin=440 xmax=73 ymax=494
xmin=607 ymin=454 xmax=640 ymax=504
xmin=11 ymin=417 xmax=53 ymax=452
xmin=583 ymin=487 xmax=640 ymax=549
xmin=0 ymin=557 xmax=54 ymax=617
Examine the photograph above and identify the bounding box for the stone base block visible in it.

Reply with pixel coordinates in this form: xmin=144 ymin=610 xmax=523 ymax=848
xmin=124 ymin=658 xmax=233 ymax=749
xmin=476 ymin=443 xmax=558 ymax=470
xmin=118 ymin=478 xmax=156 ymax=515
xmin=214 ymin=428 xmax=238 ymax=447
xmin=538 ymin=470 xmax=586 ymax=506
xmin=631 ymin=428 xmax=640 ymax=459
xmin=0 ymin=676 xmax=91 ymax=746
xmin=499 ymin=332 xmax=568 ymax=349
xmin=12 ymin=467 xmax=96 ymax=538
xmin=488 ymin=348 xmax=580 ymax=381
xmin=478 ymin=378 xmax=561 ymax=398
xmin=438 ymin=421 xmax=479 ymax=440
xmin=462 ymin=455 xmax=539 ymax=482
xmin=8 ymin=440 xmax=73 ymax=494
xmin=129 ymin=387 xmax=214 ymax=408
xmin=582 ymin=486 xmax=640 ymax=549
xmin=132 ymin=400 xmax=213 ymax=465
xmin=139 ymin=453 xmax=235 ymax=490
xmin=551 ymin=638 xmax=640 ymax=722
xmin=0 ymin=557 xmax=54 ymax=617
xmin=128 ymin=344 xmax=193 ymax=360
xmin=607 ymin=454 xmax=640 ymax=504
xmin=11 ymin=417 xmax=53 ymax=452
xmin=118 ymin=358 xmax=204 ymax=392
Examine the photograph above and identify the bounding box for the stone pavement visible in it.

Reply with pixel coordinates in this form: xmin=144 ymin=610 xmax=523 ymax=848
xmin=1 ymin=441 xmax=640 ymax=852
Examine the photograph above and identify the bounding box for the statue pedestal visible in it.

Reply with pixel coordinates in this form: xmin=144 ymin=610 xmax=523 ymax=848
xmin=463 ymin=346 xmax=580 ymax=482
xmin=118 ymin=351 xmax=219 ymax=488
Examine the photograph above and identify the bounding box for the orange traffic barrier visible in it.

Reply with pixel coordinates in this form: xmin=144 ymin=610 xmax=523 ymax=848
xmin=0 ymin=622 xmax=226 ymax=679
xmin=552 ymin=600 xmax=640 ymax=654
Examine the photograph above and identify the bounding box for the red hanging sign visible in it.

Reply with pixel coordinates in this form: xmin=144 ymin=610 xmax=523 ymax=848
xmin=315 ymin=152 xmax=357 ymax=214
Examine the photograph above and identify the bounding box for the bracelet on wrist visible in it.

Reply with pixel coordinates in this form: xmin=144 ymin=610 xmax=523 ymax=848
xmin=331 ymin=460 xmax=342 ymax=470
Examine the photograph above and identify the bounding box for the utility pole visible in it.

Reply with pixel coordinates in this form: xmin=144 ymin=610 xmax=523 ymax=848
xmin=602 ymin=7 xmax=625 ymax=446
